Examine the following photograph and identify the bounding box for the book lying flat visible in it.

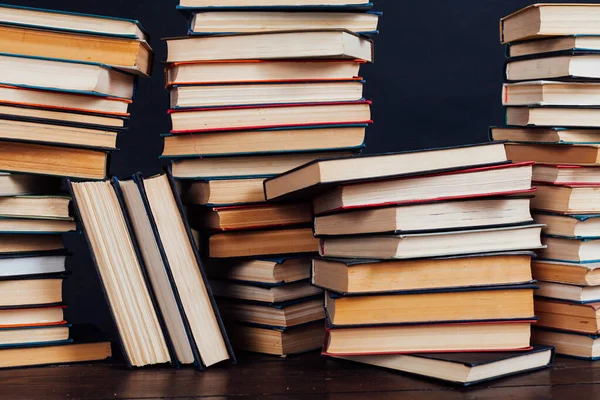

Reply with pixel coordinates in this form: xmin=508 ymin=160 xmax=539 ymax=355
xmin=0 ymin=4 xmax=147 ymax=40
xmin=533 ymin=259 xmax=600 ymax=286
xmin=170 ymin=80 xmax=364 ymax=108
xmin=0 ymin=252 xmax=67 ymax=278
xmin=0 ymin=195 xmax=70 ymax=219
xmin=0 ymin=275 xmax=65 ymax=307
xmin=505 ymin=143 xmax=600 ymax=166
xmin=312 ymin=252 xmax=534 ymax=295
xmin=183 ymin=177 xmax=267 ymax=206
xmin=0 ymin=304 xmax=65 ymax=328
xmin=508 ymin=36 xmax=600 ymax=58
xmin=325 ymin=284 xmax=536 ymax=326
xmin=210 ymin=280 xmax=322 ymax=303
xmin=227 ymin=320 xmax=325 ymax=356
xmin=189 ymin=11 xmax=380 ymax=35
xmin=323 ymin=320 xmax=534 ymax=356
xmin=0 ymin=53 xmax=135 ymax=99
xmin=319 ymin=224 xmax=544 ymax=260
xmin=314 ymin=196 xmax=533 ymax=236
xmin=205 ymin=257 xmax=311 ymax=285
xmin=502 ymin=81 xmax=600 ymax=107
xmin=532 ymin=184 xmax=600 ymax=214
xmin=264 ymin=142 xmax=508 ymax=201
xmin=537 ymin=281 xmax=600 ymax=303
xmin=507 ymin=106 xmax=600 ymax=128
xmin=501 ymin=4 xmax=600 ymax=43
xmin=539 ymin=235 xmax=600 ymax=263
xmin=535 ymin=212 xmax=600 ymax=238
xmin=178 ymin=0 xmax=373 ymax=10
xmin=218 ymin=297 xmax=324 ymax=328
xmin=0 ymin=104 xmax=127 ymax=129
xmin=533 ymin=165 xmax=600 ymax=184
xmin=0 ymin=324 xmax=69 ymax=347
xmin=0 ymin=235 xmax=64 ymax=254
xmin=533 ymin=327 xmax=599 ymax=360
xmin=169 ymin=101 xmax=371 ymax=133
xmin=505 ymin=52 xmax=600 ymax=81
xmin=492 ymin=126 xmax=600 ymax=144
xmin=166 ymin=30 xmax=373 ymax=63
xmin=0 ymin=25 xmax=152 ymax=76
xmin=311 ymin=162 xmax=533 ymax=215
xmin=535 ymin=298 xmax=600 ymax=334
xmin=0 ymin=323 xmax=112 ymax=369
xmin=166 ymin=59 xmax=363 ymax=86
xmin=0 ymin=217 xmax=75 ymax=234
xmin=0 ymin=173 xmax=60 ymax=197
xmin=333 ymin=345 xmax=554 ymax=386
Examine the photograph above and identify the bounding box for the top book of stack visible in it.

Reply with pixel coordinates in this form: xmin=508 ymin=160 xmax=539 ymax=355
xmin=177 ymin=0 xmax=373 ymax=11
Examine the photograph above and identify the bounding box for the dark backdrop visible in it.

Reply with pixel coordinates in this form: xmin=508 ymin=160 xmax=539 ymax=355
xmin=3 ymin=0 xmax=587 ymax=334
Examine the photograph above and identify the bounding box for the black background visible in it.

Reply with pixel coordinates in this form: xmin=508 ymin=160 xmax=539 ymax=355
xmin=3 ymin=0 xmax=588 ymax=334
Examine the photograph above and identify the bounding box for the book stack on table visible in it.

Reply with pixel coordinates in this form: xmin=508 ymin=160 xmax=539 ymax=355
xmin=0 ymin=3 xmax=154 ymax=369
xmin=494 ymin=4 xmax=600 ymax=361
xmin=263 ymin=141 xmax=555 ymax=385
xmin=162 ymin=0 xmax=380 ymax=356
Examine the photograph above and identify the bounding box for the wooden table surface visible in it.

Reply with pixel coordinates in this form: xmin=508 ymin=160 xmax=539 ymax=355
xmin=2 ymin=352 xmax=599 ymax=400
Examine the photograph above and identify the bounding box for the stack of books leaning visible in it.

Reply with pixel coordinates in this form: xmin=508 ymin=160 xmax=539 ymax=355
xmin=162 ymin=0 xmax=380 ymax=356
xmin=0 ymin=4 xmax=154 ymax=368
xmin=495 ymin=3 xmax=600 ymax=361
xmin=264 ymin=142 xmax=555 ymax=385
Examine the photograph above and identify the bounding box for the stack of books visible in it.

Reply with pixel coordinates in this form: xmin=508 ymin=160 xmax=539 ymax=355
xmin=162 ymin=0 xmax=380 ymax=356
xmin=264 ymin=142 xmax=555 ymax=385
xmin=0 ymin=4 xmax=154 ymax=368
xmin=495 ymin=3 xmax=600 ymax=361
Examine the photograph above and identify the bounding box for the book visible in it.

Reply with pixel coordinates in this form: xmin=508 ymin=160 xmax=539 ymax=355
xmin=0 ymin=173 xmax=60 ymax=196
xmin=534 ymin=213 xmax=600 ymax=238
xmin=170 ymin=80 xmax=364 ymax=108
xmin=210 ymin=280 xmax=322 ymax=303
xmin=0 ymin=218 xmax=75 ymax=234
xmin=0 ymin=275 xmax=64 ymax=307
xmin=0 ymin=140 xmax=108 ymax=180
xmin=189 ymin=11 xmax=380 ymax=34
xmin=493 ymin=126 xmax=600 ymax=144
xmin=532 ymin=328 xmax=599 ymax=360
xmin=227 ymin=321 xmax=325 ymax=356
xmin=184 ymin=178 xmax=267 ymax=205
xmin=501 ymin=4 xmax=600 ymax=43
xmin=505 ymin=143 xmax=600 ymax=166
xmin=0 ymin=323 xmax=112 ymax=369
xmin=508 ymin=35 xmax=600 ymax=57
xmin=533 ymin=165 xmax=600 ymax=184
xmin=0 ymin=53 xmax=135 ymax=99
xmin=194 ymin=203 xmax=313 ymax=231
xmin=209 ymin=227 xmax=319 ymax=258
xmin=531 ymin=184 xmax=600 ymax=214
xmin=506 ymin=106 xmax=600 ymax=128
xmin=166 ymin=60 xmax=363 ymax=85
xmin=314 ymin=197 xmax=533 ymax=236
xmin=323 ymin=321 xmax=534 ymax=355
xmin=0 ymin=235 xmax=64 ymax=254
xmin=0 ymin=4 xmax=147 ymax=40
xmin=169 ymin=101 xmax=371 ymax=133
xmin=0 ymin=25 xmax=152 ymax=76
xmin=166 ymin=30 xmax=373 ymax=63
xmin=218 ymin=297 xmax=324 ymax=327
xmin=505 ymin=53 xmax=600 ymax=81
xmin=162 ymin=125 xmax=366 ymax=158
xmin=131 ymin=172 xmax=235 ymax=368
xmin=334 ymin=345 xmax=554 ymax=386
xmin=0 ymin=324 xmax=69 ymax=346
xmin=503 ymin=81 xmax=600 ymax=107
xmin=0 ymin=305 xmax=65 ymax=327
xmin=318 ymin=224 xmax=544 ymax=260
xmin=0 ymin=195 xmax=70 ymax=219
xmin=0 ymin=252 xmax=67 ymax=278
xmin=533 ymin=259 xmax=600 ymax=286
xmin=0 ymin=118 xmax=119 ymax=150
xmin=69 ymin=180 xmax=172 ymax=367
xmin=325 ymin=284 xmax=536 ymax=326
xmin=205 ymin=257 xmax=311 ymax=284
xmin=0 ymin=85 xmax=130 ymax=116
xmin=312 ymin=252 xmax=535 ymax=295
xmin=537 ymin=281 xmax=600 ymax=303
xmin=536 ymin=298 xmax=600 ymax=334
xmin=171 ymin=150 xmax=356 ymax=179
xmin=311 ymin=162 xmax=533 ymax=215
xmin=178 ymin=0 xmax=373 ymax=9
xmin=538 ymin=236 xmax=600 ymax=263
xmin=264 ymin=142 xmax=508 ymax=201
xmin=0 ymin=104 xmax=126 ymax=129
